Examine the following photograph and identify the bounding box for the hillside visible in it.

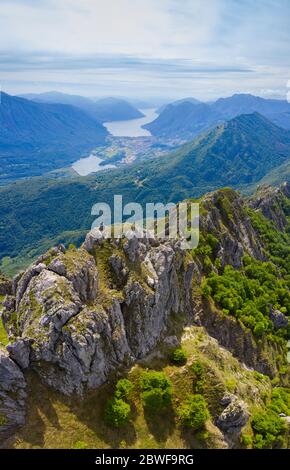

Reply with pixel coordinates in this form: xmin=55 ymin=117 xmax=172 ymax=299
xmin=93 ymin=97 xmax=144 ymax=122
xmin=0 ymin=92 xmax=109 ymax=183
xmin=20 ymin=92 xmax=144 ymax=122
xmin=145 ymin=93 xmax=290 ymax=140
xmin=157 ymin=97 xmax=201 ymax=114
xmin=0 ymin=113 xmax=290 ymax=269
xmin=146 ymin=101 xmax=215 ymax=140
xmin=0 ymin=184 xmax=289 ymax=449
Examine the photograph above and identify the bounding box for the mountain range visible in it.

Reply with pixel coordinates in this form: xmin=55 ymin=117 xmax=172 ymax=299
xmin=144 ymin=93 xmax=290 ymax=140
xmin=157 ymin=97 xmax=201 ymax=114
xmin=1 ymin=112 xmax=290 ymax=270
xmin=19 ymin=92 xmax=144 ymax=123
xmin=0 ymin=92 xmax=109 ymax=183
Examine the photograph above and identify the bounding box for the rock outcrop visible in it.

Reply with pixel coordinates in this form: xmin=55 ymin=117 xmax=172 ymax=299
xmin=270 ymin=308 xmax=289 ymax=330
xmin=0 ymin=348 xmax=26 ymax=442
xmin=198 ymin=300 xmax=282 ymax=377
xmin=216 ymin=393 xmax=249 ymax=446
xmin=1 ymin=234 xmax=195 ymax=396
xmin=200 ymin=188 xmax=264 ymax=268
xmin=0 ymin=274 xmax=11 ymax=296
xmin=249 ymin=182 xmax=290 ymax=231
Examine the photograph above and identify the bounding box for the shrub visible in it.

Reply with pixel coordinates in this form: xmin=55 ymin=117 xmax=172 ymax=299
xmin=115 ymin=378 xmax=134 ymax=400
xmin=140 ymin=371 xmax=172 ymax=414
xmin=178 ymin=394 xmax=210 ymax=430
xmin=104 ymin=397 xmax=131 ymax=427
xmin=191 ymin=361 xmax=205 ymax=392
xmin=73 ymin=440 xmax=88 ymax=449
xmin=270 ymin=387 xmax=290 ymax=415
xmin=140 ymin=371 xmax=172 ymax=392
xmin=170 ymin=348 xmax=187 ymax=365
xmin=202 ymin=257 xmax=290 ymax=342
xmin=240 ymin=433 xmax=253 ymax=448
xmin=252 ymin=409 xmax=287 ymax=448
xmin=141 ymin=388 xmax=172 ymax=414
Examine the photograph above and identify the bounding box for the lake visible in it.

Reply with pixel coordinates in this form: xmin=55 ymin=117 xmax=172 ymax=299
xmin=72 ymin=154 xmax=116 ymax=177
xmin=104 ymin=108 xmax=158 ymax=137
xmin=72 ymin=108 xmax=158 ymax=176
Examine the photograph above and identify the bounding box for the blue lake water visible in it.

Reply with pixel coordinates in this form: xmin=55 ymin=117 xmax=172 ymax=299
xmin=104 ymin=108 xmax=158 ymax=137
xmin=72 ymin=154 xmax=116 ymax=176
xmin=72 ymin=108 xmax=157 ymax=176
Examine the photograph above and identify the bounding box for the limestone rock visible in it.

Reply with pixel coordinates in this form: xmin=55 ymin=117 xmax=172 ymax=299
xmin=48 ymin=248 xmax=98 ymax=302
xmin=270 ymin=308 xmax=289 ymax=329
xmin=0 ymin=348 xmax=27 ymax=442
xmin=82 ymin=227 xmax=104 ymax=252
xmin=0 ymin=274 xmax=12 ymax=296
xmin=216 ymin=394 xmax=249 ymax=433
xmin=249 ymin=182 xmax=290 ymax=231
xmin=7 ymin=339 xmax=31 ymax=369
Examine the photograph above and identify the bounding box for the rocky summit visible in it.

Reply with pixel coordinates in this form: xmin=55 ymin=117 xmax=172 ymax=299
xmin=0 ymin=183 xmax=289 ymax=448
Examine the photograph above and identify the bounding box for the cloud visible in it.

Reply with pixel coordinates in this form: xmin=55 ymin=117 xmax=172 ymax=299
xmin=0 ymin=0 xmax=289 ymax=99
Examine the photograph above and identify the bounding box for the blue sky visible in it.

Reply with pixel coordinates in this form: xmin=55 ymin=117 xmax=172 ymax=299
xmin=0 ymin=0 xmax=289 ymax=101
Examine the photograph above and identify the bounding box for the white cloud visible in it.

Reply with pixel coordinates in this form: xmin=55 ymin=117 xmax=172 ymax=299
xmin=0 ymin=0 xmax=289 ymax=99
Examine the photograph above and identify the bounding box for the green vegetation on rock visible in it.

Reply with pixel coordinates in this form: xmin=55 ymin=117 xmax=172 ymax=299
xmin=178 ymin=394 xmax=210 ymax=430
xmin=0 ymin=317 xmax=9 ymax=347
xmin=170 ymin=348 xmax=187 ymax=365
xmin=202 ymin=257 xmax=289 ymax=342
xmin=251 ymin=409 xmax=287 ymax=449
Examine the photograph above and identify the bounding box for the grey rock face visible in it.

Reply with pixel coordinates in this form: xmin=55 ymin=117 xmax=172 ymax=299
xmin=47 ymin=248 xmax=99 ymax=303
xmin=0 ymin=275 xmax=12 ymax=296
xmin=109 ymin=254 xmax=129 ymax=286
xmin=82 ymin=228 xmax=104 ymax=252
xmin=2 ymin=234 xmax=194 ymax=395
xmin=198 ymin=303 xmax=280 ymax=378
xmin=249 ymin=182 xmax=290 ymax=231
xmin=270 ymin=308 xmax=289 ymax=329
xmin=200 ymin=190 xmax=264 ymax=269
xmin=0 ymin=349 xmax=27 ymax=442
xmin=7 ymin=339 xmax=31 ymax=369
xmin=216 ymin=394 xmax=249 ymax=433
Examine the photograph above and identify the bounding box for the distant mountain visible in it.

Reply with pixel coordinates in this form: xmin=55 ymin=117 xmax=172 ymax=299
xmin=145 ymin=101 xmax=215 ymax=140
xmin=0 ymin=92 xmax=109 ymax=183
xmin=213 ymin=93 xmax=290 ymax=119
xmin=145 ymin=93 xmax=290 ymax=140
xmin=93 ymin=97 xmax=144 ymax=122
xmin=19 ymin=91 xmax=95 ymax=110
xmin=1 ymin=112 xmax=290 ymax=262
xmin=20 ymin=92 xmax=144 ymax=122
xmin=157 ymin=97 xmax=201 ymax=114
xmin=140 ymin=113 xmax=290 ymax=198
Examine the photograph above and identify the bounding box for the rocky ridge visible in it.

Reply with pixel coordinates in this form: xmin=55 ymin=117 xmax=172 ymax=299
xmin=0 ymin=183 xmax=289 ymax=444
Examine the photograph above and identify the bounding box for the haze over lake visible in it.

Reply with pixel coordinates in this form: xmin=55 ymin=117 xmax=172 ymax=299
xmin=104 ymin=108 xmax=158 ymax=137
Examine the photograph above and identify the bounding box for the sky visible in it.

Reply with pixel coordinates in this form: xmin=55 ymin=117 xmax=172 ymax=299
xmin=0 ymin=0 xmax=290 ymax=102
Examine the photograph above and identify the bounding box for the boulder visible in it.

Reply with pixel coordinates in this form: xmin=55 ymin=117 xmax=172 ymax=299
xmin=7 ymin=339 xmax=32 ymax=369
xmin=216 ymin=394 xmax=249 ymax=433
xmin=0 ymin=348 xmax=27 ymax=443
xmin=270 ymin=308 xmax=289 ymax=329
